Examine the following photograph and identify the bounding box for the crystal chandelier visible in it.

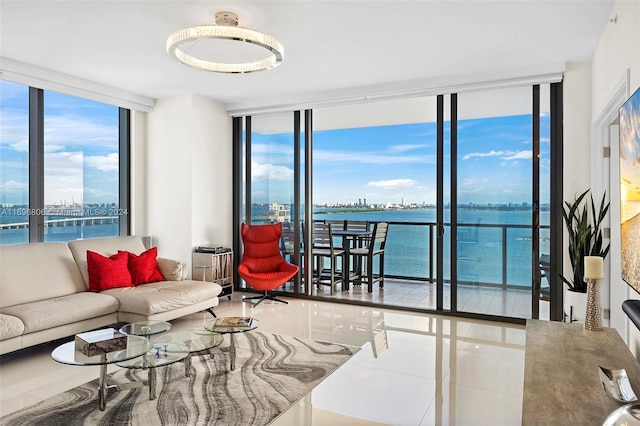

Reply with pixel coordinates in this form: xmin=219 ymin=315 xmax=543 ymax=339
xmin=166 ymin=12 xmax=284 ymax=74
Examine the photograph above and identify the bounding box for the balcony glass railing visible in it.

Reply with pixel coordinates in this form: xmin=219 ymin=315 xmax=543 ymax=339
xmin=305 ymin=219 xmax=549 ymax=290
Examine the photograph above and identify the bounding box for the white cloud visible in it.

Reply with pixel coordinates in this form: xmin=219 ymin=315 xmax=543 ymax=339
xmin=366 ymin=179 xmax=417 ymax=190
xmin=1 ymin=108 xmax=117 ymax=151
xmin=44 ymin=151 xmax=83 ymax=205
xmin=1 ymin=180 xmax=27 ymax=191
xmin=0 ymin=110 xmax=28 ymax=149
xmin=463 ymin=150 xmax=505 ymax=160
xmin=44 ymin=115 xmax=117 ymax=148
xmin=9 ymin=139 xmax=28 ymax=153
xmin=251 ymin=160 xmax=293 ymax=181
xmin=502 ymin=151 xmax=532 ymax=160
xmin=45 ymin=144 xmax=65 ymax=153
xmin=85 ymin=153 xmax=119 ymax=172
xmin=463 ymin=149 xmax=532 ymax=161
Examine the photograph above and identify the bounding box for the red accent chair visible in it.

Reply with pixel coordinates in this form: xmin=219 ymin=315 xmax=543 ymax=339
xmin=238 ymin=222 xmax=299 ymax=306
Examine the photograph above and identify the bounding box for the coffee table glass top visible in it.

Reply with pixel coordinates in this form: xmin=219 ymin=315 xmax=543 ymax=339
xmin=204 ymin=318 xmax=260 ymax=334
xmin=52 ymin=335 xmax=149 ymax=366
xmin=119 ymin=320 xmax=171 ymax=337
xmin=116 ymin=342 xmax=189 ymax=369
xmin=153 ymin=330 xmax=224 ymax=354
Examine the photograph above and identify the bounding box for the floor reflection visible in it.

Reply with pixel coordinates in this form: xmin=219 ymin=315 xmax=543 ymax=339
xmin=0 ymin=295 xmax=525 ymax=425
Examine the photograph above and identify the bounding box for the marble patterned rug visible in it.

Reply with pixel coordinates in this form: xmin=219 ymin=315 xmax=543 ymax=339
xmin=1 ymin=331 xmax=358 ymax=426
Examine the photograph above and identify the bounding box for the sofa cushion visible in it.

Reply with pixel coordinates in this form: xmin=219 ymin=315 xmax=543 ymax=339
xmin=0 ymin=314 xmax=24 ymax=340
xmin=87 ymin=250 xmax=133 ymax=291
xmin=123 ymin=247 xmax=165 ymax=285
xmin=102 ymin=280 xmax=221 ymax=316
xmin=0 ymin=242 xmax=87 ymax=308
xmin=157 ymin=258 xmax=188 ymax=281
xmin=1 ymin=292 xmax=120 ymax=334
xmin=68 ymin=236 xmax=148 ymax=288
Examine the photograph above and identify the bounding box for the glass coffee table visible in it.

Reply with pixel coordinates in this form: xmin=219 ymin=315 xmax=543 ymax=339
xmin=204 ymin=319 xmax=260 ymax=371
xmin=119 ymin=320 xmax=171 ymax=338
xmin=153 ymin=329 xmax=224 ymax=377
xmin=115 ymin=342 xmax=189 ymax=399
xmin=51 ymin=335 xmax=150 ymax=411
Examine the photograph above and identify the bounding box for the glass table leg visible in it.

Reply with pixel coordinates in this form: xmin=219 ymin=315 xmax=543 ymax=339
xmin=98 ymin=359 xmax=108 ymax=411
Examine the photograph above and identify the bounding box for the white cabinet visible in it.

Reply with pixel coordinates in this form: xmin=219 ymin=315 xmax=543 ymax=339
xmin=192 ymin=251 xmax=233 ymax=300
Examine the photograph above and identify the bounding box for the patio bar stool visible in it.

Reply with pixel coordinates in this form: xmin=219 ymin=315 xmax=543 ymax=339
xmin=351 ymin=222 xmax=388 ymax=293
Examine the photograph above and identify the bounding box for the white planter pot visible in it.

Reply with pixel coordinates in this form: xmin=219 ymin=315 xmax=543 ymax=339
xmin=564 ymin=289 xmax=587 ymax=323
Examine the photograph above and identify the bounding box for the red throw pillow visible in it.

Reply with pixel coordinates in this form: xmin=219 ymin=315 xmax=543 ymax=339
xmin=123 ymin=247 xmax=165 ymax=285
xmin=86 ymin=250 xmax=133 ymax=292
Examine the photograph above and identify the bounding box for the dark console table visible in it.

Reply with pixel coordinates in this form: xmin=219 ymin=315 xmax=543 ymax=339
xmin=522 ymin=320 xmax=640 ymax=425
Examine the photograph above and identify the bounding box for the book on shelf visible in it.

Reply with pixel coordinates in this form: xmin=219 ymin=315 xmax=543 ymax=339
xmin=214 ymin=316 xmax=253 ymax=328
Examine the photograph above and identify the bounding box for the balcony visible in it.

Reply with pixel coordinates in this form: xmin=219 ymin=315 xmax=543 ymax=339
xmin=275 ymin=220 xmax=551 ymax=321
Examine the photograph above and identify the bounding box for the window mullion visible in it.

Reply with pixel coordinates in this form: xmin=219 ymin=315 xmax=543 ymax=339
xmin=28 ymin=87 xmax=44 ymax=242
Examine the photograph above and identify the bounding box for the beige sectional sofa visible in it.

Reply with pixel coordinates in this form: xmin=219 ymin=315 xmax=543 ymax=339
xmin=0 ymin=236 xmax=222 ymax=355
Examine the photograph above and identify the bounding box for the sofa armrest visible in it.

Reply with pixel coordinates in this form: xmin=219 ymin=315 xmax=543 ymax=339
xmin=157 ymin=258 xmax=188 ymax=281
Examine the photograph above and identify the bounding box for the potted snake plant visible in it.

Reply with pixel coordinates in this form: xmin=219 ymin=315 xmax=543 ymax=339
xmin=561 ymin=189 xmax=610 ymax=321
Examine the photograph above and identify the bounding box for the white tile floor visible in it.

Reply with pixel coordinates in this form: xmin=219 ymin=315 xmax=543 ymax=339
xmin=0 ymin=294 xmax=526 ymax=425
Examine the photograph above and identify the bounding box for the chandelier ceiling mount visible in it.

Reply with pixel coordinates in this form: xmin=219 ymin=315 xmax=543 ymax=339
xmin=166 ymin=11 xmax=284 ymax=74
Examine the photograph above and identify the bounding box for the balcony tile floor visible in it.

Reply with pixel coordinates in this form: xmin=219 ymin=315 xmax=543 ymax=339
xmin=303 ymin=278 xmax=550 ymax=321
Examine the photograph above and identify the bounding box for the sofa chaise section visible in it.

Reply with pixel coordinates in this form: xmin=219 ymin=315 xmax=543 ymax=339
xmin=67 ymin=236 xmax=222 ymax=323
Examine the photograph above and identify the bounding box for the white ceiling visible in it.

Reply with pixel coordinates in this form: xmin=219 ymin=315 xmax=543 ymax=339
xmin=0 ymin=1 xmax=614 ymax=112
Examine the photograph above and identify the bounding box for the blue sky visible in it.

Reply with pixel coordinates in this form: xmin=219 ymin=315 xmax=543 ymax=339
xmin=1 ymin=78 xmax=551 ymax=208
xmin=0 ymin=80 xmax=119 ymax=206
xmin=251 ymin=114 xmax=550 ymax=206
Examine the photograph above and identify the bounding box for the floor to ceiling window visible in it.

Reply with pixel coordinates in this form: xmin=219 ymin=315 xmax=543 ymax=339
xmin=312 ymin=97 xmax=439 ymax=302
xmin=233 ymin=80 xmax=561 ymax=323
xmin=43 ymin=91 xmax=121 ymax=242
xmin=453 ymin=86 xmax=548 ymax=319
xmin=0 ymin=81 xmax=29 ymax=244
xmin=0 ymin=80 xmax=129 ymax=245
xmin=238 ymin=112 xmax=298 ymax=291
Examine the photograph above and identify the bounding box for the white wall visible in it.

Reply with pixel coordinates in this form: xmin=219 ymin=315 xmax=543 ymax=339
xmin=563 ymin=62 xmax=592 ymax=198
xmin=190 ymin=95 xmax=233 ymax=250
xmin=590 ymin=0 xmax=640 ymax=356
xmin=142 ymin=94 xmax=232 ymax=275
xmin=561 ymin=62 xmax=593 ymax=297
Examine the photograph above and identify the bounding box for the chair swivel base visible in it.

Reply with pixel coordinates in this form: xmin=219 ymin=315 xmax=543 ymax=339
xmin=243 ymin=291 xmax=289 ymax=306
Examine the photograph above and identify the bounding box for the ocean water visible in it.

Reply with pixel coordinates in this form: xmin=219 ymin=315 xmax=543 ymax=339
xmin=312 ymin=208 xmax=550 ymax=287
xmin=0 ymin=207 xmax=549 ymax=288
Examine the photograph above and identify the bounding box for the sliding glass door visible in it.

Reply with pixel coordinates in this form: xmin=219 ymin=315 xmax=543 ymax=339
xmin=233 ymin=82 xmax=560 ymax=322
xmin=313 ymin=97 xmax=440 ymax=304
xmin=452 ymin=86 xmax=550 ymax=319
xmin=239 ymin=112 xmax=297 ymax=292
